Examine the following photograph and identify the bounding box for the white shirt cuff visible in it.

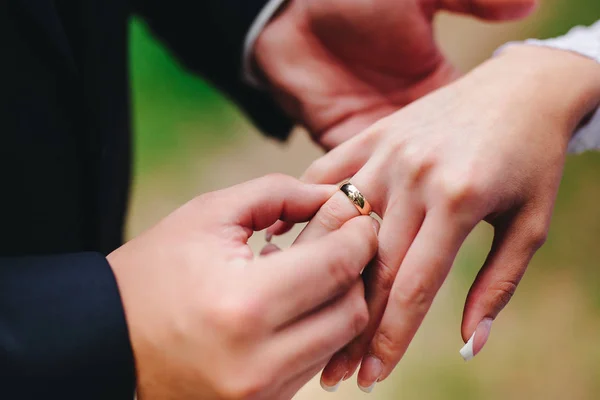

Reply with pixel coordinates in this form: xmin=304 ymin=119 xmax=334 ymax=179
xmin=495 ymin=20 xmax=600 ymax=153
xmin=242 ymin=0 xmax=289 ymax=88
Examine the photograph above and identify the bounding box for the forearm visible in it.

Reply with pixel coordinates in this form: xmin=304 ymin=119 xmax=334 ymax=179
xmin=0 ymin=253 xmax=135 ymax=398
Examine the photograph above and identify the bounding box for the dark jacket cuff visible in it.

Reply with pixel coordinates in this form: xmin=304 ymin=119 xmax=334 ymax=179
xmin=133 ymin=0 xmax=294 ymax=140
xmin=0 ymin=253 xmax=135 ymax=398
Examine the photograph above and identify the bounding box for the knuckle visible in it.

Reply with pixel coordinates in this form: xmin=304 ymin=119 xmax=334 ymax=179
xmin=525 ymin=221 xmax=549 ymax=250
xmin=385 ymin=131 xmax=408 ymax=155
xmin=443 ymin=180 xmax=478 ymax=208
xmin=304 ymin=157 xmax=329 ymax=182
xmin=216 ymin=372 xmax=271 ymax=400
xmin=363 ymin=118 xmax=387 ymax=139
xmin=190 ymin=189 xmax=234 ymax=217
xmin=210 ymin=295 xmax=265 ymax=337
xmin=349 ymin=296 xmax=369 ymax=337
xmin=372 ymin=327 xmax=401 ymax=358
xmin=486 ymin=280 xmax=519 ymax=315
xmin=327 ymin=252 xmax=359 ymax=291
xmin=402 ymin=150 xmax=436 ymax=188
xmin=436 ymin=173 xmax=483 ymax=212
xmin=371 ymin=256 xmax=398 ymax=293
xmin=361 ymin=123 xmax=384 ymax=146
xmin=261 ymin=172 xmax=295 ymax=188
xmin=318 ymin=199 xmax=350 ymax=231
xmin=390 ymin=277 xmax=433 ymax=317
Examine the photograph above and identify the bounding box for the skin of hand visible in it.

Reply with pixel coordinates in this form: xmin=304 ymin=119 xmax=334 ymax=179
xmin=254 ymin=0 xmax=538 ymax=150
xmin=106 ymin=174 xmax=379 ymax=399
xmin=267 ymin=46 xmax=600 ymax=392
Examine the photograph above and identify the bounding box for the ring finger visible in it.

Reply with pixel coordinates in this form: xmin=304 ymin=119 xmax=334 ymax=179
xmin=320 ymin=189 xmax=424 ymax=388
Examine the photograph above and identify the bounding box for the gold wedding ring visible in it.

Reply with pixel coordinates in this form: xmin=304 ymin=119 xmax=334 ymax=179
xmin=339 ymin=182 xmax=372 ymax=215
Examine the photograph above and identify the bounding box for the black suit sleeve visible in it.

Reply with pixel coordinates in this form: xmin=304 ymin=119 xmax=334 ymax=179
xmin=133 ymin=0 xmax=294 ymax=141
xmin=0 ymin=253 xmax=135 ymax=399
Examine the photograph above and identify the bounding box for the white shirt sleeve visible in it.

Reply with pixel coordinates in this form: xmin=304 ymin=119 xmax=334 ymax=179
xmin=496 ymin=20 xmax=600 ymax=153
xmin=242 ymin=0 xmax=289 ymax=88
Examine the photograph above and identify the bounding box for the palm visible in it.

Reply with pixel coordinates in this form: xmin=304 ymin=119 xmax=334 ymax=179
xmin=255 ymin=0 xmax=535 ymax=148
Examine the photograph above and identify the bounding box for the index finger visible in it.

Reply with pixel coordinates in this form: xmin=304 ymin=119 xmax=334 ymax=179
xmin=214 ymin=174 xmax=337 ymax=231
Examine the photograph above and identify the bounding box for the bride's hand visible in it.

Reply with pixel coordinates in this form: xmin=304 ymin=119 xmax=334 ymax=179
xmin=108 ymin=174 xmax=379 ymax=399
xmin=269 ymin=46 xmax=600 ymax=391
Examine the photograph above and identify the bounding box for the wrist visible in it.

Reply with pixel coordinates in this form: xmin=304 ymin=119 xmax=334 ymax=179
xmin=244 ymin=0 xmax=291 ymax=87
xmin=472 ymin=46 xmax=600 ymax=140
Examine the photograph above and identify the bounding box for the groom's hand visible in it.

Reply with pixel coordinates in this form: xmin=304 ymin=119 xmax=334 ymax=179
xmin=108 ymin=175 xmax=378 ymax=399
xmin=254 ymin=0 xmax=537 ymax=149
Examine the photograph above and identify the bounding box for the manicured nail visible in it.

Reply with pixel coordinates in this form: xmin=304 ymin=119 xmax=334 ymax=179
xmin=265 ymin=231 xmax=273 ymax=242
xmin=359 ymin=383 xmax=376 ymax=393
xmin=358 ymin=355 xmax=383 ymax=393
xmin=320 ymin=378 xmax=341 ymax=393
xmin=320 ymin=354 xmax=348 ymax=392
xmin=459 ymin=318 xmax=493 ymax=361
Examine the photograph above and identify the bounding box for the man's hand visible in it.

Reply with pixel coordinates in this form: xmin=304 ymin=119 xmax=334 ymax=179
xmin=254 ymin=0 xmax=537 ymax=149
xmin=107 ymin=175 xmax=379 ymax=399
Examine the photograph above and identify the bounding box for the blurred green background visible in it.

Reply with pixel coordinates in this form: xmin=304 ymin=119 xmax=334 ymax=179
xmin=127 ymin=1 xmax=600 ymax=399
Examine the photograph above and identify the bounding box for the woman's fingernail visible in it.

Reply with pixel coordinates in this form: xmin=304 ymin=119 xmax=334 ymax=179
xmin=320 ymin=354 xmax=348 ymax=392
xmin=358 ymin=355 xmax=383 ymax=393
xmin=320 ymin=378 xmax=341 ymax=393
xmin=359 ymin=382 xmax=376 ymax=393
xmin=459 ymin=318 xmax=493 ymax=361
xmin=265 ymin=231 xmax=273 ymax=242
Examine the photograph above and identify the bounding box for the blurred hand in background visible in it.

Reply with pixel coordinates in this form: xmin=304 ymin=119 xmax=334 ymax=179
xmin=254 ymin=0 xmax=538 ymax=149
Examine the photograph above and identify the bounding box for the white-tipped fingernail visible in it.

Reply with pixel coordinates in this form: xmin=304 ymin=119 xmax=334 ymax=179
xmin=320 ymin=379 xmax=341 ymax=393
xmin=358 ymin=355 xmax=382 ymax=393
xmin=358 ymin=382 xmax=376 ymax=393
xmin=459 ymin=318 xmax=493 ymax=361
xmin=459 ymin=331 xmax=476 ymax=361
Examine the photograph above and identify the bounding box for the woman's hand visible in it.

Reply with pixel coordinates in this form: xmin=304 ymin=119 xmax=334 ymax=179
xmin=268 ymin=46 xmax=600 ymax=392
xmin=107 ymin=174 xmax=379 ymax=399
